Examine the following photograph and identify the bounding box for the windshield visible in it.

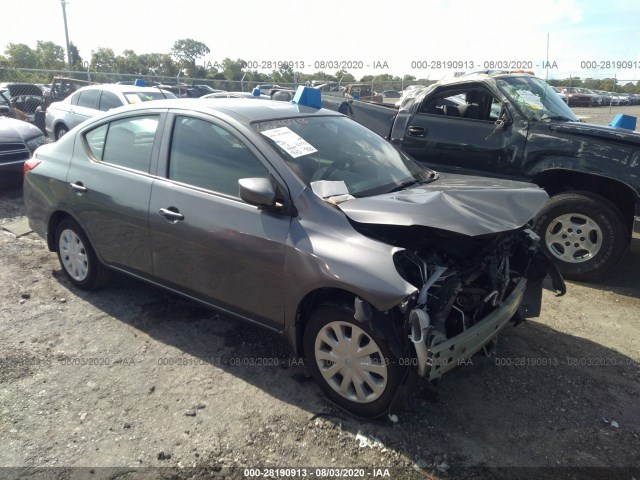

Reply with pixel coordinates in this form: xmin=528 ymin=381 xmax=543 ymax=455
xmin=497 ymin=76 xmax=578 ymax=122
xmin=255 ymin=116 xmax=437 ymax=198
xmin=123 ymin=91 xmax=177 ymax=104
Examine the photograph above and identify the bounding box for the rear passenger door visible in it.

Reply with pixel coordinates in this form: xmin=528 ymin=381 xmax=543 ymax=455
xmin=67 ymin=88 xmax=101 ymax=129
xmin=67 ymin=112 xmax=164 ymax=275
xmin=148 ymin=113 xmax=291 ymax=328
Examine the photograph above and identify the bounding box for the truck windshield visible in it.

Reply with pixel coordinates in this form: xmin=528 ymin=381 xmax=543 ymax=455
xmin=497 ymin=76 xmax=578 ymax=122
xmin=255 ymin=116 xmax=437 ymax=198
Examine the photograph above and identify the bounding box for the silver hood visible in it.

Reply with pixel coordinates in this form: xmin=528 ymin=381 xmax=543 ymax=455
xmin=338 ymin=173 xmax=549 ymax=236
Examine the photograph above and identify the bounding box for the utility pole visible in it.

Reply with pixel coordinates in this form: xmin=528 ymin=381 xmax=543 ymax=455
xmin=60 ymin=0 xmax=71 ymax=69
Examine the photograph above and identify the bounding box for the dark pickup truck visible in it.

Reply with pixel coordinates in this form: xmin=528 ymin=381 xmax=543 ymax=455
xmin=323 ymin=71 xmax=640 ymax=281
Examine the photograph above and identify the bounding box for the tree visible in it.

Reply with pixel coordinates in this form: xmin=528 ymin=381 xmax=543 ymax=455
xmin=221 ymin=58 xmax=245 ymax=81
xmin=271 ymin=63 xmax=295 ymax=84
xmin=4 ymin=43 xmax=37 ymax=68
xmin=68 ymin=42 xmax=84 ymax=70
xmin=35 ymin=41 xmax=65 ymax=70
xmin=91 ymin=47 xmax=116 ymax=72
xmin=171 ymin=38 xmax=210 ymax=76
xmin=115 ymin=49 xmax=139 ymax=75
xmin=334 ymin=69 xmax=356 ymax=83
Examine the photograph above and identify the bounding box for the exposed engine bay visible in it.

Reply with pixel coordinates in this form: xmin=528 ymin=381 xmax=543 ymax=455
xmin=351 ymin=221 xmax=565 ymax=379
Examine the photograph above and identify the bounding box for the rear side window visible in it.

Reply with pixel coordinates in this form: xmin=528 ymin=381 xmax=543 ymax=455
xmin=98 ymin=91 xmax=123 ymax=111
xmin=84 ymin=115 xmax=159 ymax=172
xmin=168 ymin=116 xmax=268 ymax=197
xmin=76 ymin=89 xmax=100 ymax=109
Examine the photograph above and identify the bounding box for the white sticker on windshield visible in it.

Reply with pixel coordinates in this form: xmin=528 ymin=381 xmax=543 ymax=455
xmin=261 ymin=127 xmax=318 ymax=158
xmin=518 ymin=91 xmax=544 ymax=110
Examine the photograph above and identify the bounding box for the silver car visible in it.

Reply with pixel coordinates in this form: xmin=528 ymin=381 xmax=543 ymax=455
xmin=24 ymin=97 xmax=564 ymax=417
xmin=45 ymin=84 xmax=177 ymax=140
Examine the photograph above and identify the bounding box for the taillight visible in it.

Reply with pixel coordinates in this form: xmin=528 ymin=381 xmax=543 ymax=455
xmin=23 ymin=158 xmax=42 ymax=177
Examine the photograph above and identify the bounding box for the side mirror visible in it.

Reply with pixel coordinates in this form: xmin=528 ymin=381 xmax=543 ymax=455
xmin=0 ymin=105 xmax=10 ymax=116
xmin=238 ymin=178 xmax=277 ymax=208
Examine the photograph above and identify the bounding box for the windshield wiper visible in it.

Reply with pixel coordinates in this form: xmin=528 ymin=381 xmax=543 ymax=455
xmin=387 ymin=172 xmax=438 ymax=193
xmin=541 ymin=114 xmax=572 ymax=122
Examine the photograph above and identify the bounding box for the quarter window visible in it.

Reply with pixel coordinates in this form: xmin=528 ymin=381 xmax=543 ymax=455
xmin=168 ymin=116 xmax=268 ymax=197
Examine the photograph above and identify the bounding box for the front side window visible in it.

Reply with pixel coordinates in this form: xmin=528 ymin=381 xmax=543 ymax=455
xmin=168 ymin=116 xmax=268 ymax=197
xmin=98 ymin=91 xmax=123 ymax=111
xmin=420 ymin=87 xmax=498 ymax=121
xmin=85 ymin=115 xmax=159 ymax=172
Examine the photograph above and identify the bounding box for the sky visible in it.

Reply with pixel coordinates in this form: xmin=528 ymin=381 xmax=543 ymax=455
xmin=2 ymin=0 xmax=640 ymax=82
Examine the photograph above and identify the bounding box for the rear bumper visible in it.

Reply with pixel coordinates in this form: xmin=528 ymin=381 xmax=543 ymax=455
xmin=424 ymin=277 xmax=527 ymax=381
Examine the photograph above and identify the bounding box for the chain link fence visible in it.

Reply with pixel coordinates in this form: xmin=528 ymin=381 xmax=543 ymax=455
xmin=2 ymin=67 xmax=639 ymax=133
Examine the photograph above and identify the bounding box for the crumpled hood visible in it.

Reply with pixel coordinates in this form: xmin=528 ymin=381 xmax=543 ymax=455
xmin=338 ymin=173 xmax=549 ymax=236
xmin=549 ymin=121 xmax=640 ymax=147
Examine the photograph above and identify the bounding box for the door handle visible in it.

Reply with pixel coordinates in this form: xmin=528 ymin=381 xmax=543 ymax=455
xmin=158 ymin=207 xmax=184 ymax=222
xmin=69 ymin=182 xmax=87 ymax=193
xmin=407 ymin=126 xmax=427 ymax=137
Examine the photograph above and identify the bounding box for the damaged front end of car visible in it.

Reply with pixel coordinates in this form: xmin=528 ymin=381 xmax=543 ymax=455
xmin=351 ymin=220 xmax=565 ymax=382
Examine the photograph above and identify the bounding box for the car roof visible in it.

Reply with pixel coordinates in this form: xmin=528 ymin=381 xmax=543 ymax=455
xmin=75 ymin=84 xmax=170 ymax=95
xmin=105 ymin=98 xmax=343 ymax=124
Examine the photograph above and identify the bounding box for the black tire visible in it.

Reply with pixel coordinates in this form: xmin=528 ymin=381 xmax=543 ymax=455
xmin=303 ymin=304 xmax=402 ymax=418
xmin=55 ymin=124 xmax=68 ymax=141
xmin=532 ymin=192 xmax=627 ymax=281
xmin=55 ymin=218 xmax=111 ymax=290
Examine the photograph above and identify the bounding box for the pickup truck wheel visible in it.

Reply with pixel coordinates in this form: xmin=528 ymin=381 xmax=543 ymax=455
xmin=303 ymin=305 xmax=401 ymax=418
xmin=532 ymin=192 xmax=627 ymax=281
xmin=55 ymin=218 xmax=111 ymax=290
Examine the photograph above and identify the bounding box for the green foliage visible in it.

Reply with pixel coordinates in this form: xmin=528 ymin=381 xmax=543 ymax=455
xmin=91 ymin=47 xmax=116 ymax=72
xmin=4 ymin=43 xmax=37 ymax=69
xmin=171 ymin=38 xmax=210 ymax=76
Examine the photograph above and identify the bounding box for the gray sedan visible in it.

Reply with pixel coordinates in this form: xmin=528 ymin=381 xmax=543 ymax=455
xmin=24 ymin=97 xmax=564 ymax=417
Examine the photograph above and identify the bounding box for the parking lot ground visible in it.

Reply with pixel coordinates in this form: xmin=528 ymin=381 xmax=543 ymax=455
xmin=1 ymin=110 xmax=640 ymax=477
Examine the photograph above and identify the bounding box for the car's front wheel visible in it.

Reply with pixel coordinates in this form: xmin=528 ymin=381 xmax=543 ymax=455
xmin=55 ymin=218 xmax=111 ymax=290
xmin=532 ymin=192 xmax=627 ymax=281
xmin=303 ymin=304 xmax=402 ymax=418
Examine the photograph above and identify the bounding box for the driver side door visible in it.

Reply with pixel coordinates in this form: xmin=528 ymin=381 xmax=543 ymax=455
xmin=401 ymin=85 xmax=524 ymax=178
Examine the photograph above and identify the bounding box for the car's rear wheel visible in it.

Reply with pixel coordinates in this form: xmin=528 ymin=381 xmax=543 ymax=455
xmin=55 ymin=124 xmax=68 ymax=141
xmin=532 ymin=192 xmax=627 ymax=281
xmin=303 ymin=304 xmax=402 ymax=418
xmin=55 ymin=218 xmax=111 ymax=290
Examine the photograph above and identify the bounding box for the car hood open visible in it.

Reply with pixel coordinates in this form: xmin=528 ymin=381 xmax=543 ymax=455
xmin=338 ymin=173 xmax=549 ymax=236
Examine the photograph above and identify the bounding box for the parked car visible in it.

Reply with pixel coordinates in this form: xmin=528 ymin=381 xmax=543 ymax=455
xmin=607 ymin=92 xmax=621 ymax=106
xmin=618 ymin=93 xmax=630 ymax=106
xmin=201 ymin=92 xmax=271 ymax=100
xmin=321 ymin=72 xmax=640 ymax=280
xmin=559 ymin=87 xmax=593 ymax=107
xmin=23 ymin=97 xmax=563 ymax=418
xmin=0 ymin=116 xmax=47 ymax=178
xmin=45 ymin=84 xmax=177 ymax=140
xmin=255 ymin=84 xmax=282 ymax=96
xmin=551 ymin=86 xmax=568 ymax=104
xmin=0 ymin=83 xmax=44 ymax=123
xmin=594 ymin=90 xmax=613 ymax=105
xmin=583 ymin=89 xmax=606 ymax=106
